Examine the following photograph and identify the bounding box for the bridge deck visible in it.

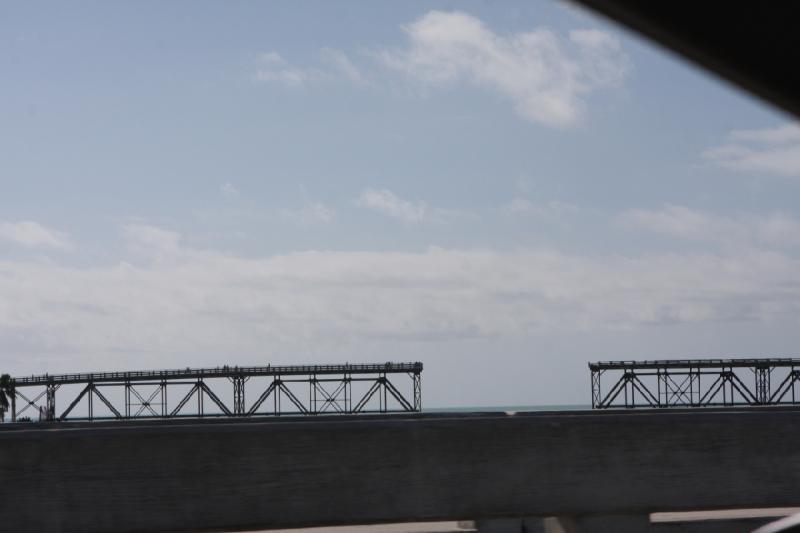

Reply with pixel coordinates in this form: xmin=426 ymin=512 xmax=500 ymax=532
xmin=589 ymin=358 xmax=800 ymax=370
xmin=12 ymin=362 xmax=423 ymax=386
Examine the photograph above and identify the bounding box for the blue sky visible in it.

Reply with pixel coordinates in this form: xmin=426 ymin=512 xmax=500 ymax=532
xmin=2 ymin=1 xmax=799 ymax=407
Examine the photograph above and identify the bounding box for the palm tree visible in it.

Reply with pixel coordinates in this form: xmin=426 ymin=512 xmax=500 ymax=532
xmin=0 ymin=374 xmax=12 ymax=423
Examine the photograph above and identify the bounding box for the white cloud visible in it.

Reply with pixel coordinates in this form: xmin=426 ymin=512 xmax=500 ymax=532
xmin=281 ymin=201 xmax=336 ymax=225
xmin=619 ymin=205 xmax=740 ymax=242
xmin=123 ymin=224 xmax=181 ymax=253
xmin=220 ymin=182 xmax=240 ymax=199
xmin=505 ymin=197 xmax=580 ymax=218
xmin=378 ymin=10 xmax=629 ymax=127
xmin=730 ymin=124 xmax=800 ymax=144
xmin=757 ymin=212 xmax=800 ymax=247
xmin=2 ymin=229 xmax=800 ymax=372
xmin=255 ymin=51 xmax=322 ymax=87
xmin=254 ymin=12 xmax=628 ymax=125
xmin=704 ymin=123 xmax=800 ymax=178
xmin=618 ymin=205 xmax=800 ymax=249
xmin=569 ymin=29 xmax=628 ymax=87
xmin=256 ymin=49 xmax=366 ymax=88
xmin=320 ymin=48 xmax=367 ymax=85
xmin=0 ymin=221 xmax=71 ymax=250
xmin=356 ymin=189 xmax=429 ymax=223
xmin=507 ymin=197 xmax=537 ymax=214
xmin=256 ymin=68 xmax=317 ymax=87
xmin=258 ymin=52 xmax=285 ymax=66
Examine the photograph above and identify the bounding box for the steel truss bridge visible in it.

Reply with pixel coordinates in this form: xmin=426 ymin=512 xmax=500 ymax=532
xmin=590 ymin=358 xmax=800 ymax=408
xmin=5 ymin=362 xmax=422 ymax=422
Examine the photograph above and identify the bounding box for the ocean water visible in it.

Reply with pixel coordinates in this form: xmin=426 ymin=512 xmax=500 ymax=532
xmin=424 ymin=404 xmax=590 ymax=413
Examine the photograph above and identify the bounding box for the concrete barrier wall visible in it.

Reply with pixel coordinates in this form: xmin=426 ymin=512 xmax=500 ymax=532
xmin=2 ymin=408 xmax=800 ymax=532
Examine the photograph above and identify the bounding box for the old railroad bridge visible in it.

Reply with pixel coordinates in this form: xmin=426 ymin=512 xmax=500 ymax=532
xmin=8 ymin=357 xmax=800 ymax=422
xmin=590 ymin=358 xmax=800 ymax=408
xmin=5 ymin=362 xmax=423 ymax=422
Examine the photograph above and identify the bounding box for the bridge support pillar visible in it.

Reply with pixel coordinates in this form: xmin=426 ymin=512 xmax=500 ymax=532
xmin=45 ymin=383 xmax=57 ymax=421
xmin=233 ymin=376 xmax=246 ymax=416
xmin=413 ymin=372 xmax=422 ymax=411
xmin=756 ymin=366 xmax=770 ymax=404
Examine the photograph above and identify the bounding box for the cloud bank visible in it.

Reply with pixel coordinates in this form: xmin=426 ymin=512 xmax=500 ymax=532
xmin=0 ymin=221 xmax=72 ymax=250
xmin=619 ymin=205 xmax=800 ymax=249
xmin=356 ymin=189 xmax=429 ymax=223
xmin=280 ymin=201 xmax=337 ymax=225
xmin=704 ymin=123 xmax=800 ymax=178
xmin=2 ymin=222 xmax=799 ymax=373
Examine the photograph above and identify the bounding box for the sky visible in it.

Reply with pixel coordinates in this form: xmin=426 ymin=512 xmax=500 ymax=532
xmin=1 ymin=0 xmax=799 ymax=408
